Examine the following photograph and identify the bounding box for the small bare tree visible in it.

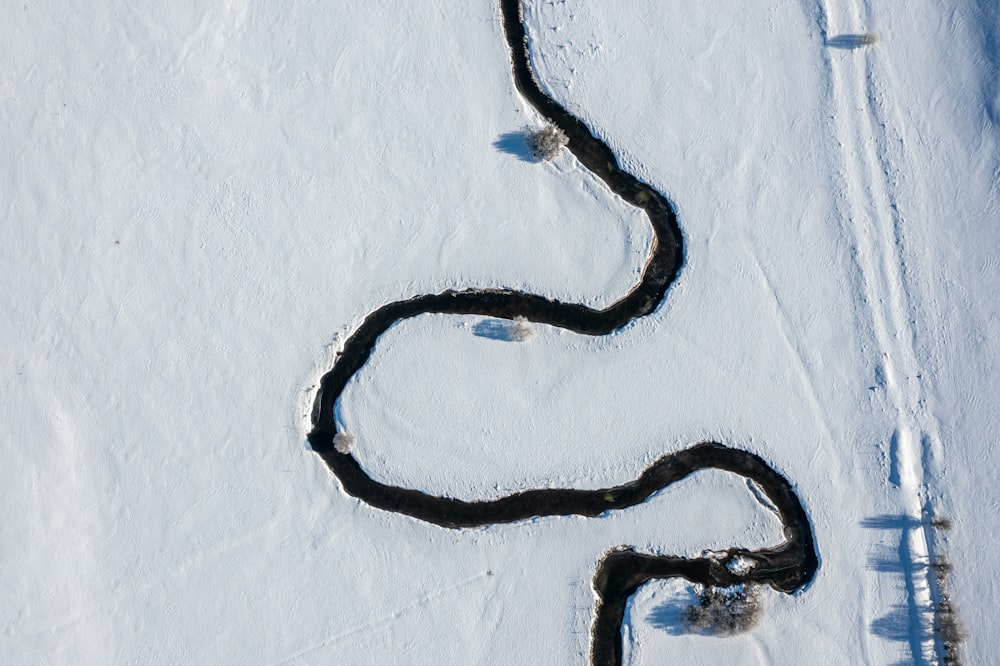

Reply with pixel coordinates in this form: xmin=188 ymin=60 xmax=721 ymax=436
xmin=333 ymin=432 xmax=356 ymax=454
xmin=509 ymin=316 xmax=534 ymax=341
xmin=529 ymin=124 xmax=568 ymax=160
xmin=931 ymin=515 xmax=953 ymax=531
xmin=928 ymin=551 xmax=964 ymax=665
xmin=683 ymin=585 xmax=761 ymax=636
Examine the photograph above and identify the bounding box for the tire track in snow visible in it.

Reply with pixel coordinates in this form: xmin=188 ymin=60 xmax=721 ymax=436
xmin=818 ymin=0 xmax=946 ymax=661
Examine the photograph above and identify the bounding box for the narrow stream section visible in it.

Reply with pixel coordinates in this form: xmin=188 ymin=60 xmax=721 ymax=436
xmin=307 ymin=2 xmax=818 ymax=664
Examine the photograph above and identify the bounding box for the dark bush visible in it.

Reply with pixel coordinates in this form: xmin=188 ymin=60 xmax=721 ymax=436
xmin=683 ymin=585 xmax=761 ymax=636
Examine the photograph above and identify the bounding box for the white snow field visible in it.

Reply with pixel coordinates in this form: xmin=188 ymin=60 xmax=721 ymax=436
xmin=2 ymin=0 xmax=997 ymax=663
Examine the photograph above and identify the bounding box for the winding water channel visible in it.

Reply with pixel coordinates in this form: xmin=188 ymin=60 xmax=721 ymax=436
xmin=308 ymin=2 xmax=818 ymax=663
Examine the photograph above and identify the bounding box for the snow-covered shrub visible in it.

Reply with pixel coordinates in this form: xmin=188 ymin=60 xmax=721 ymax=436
xmin=333 ymin=432 xmax=356 ymax=454
xmin=509 ymin=316 xmax=534 ymax=341
xmin=529 ymin=124 xmax=568 ymax=160
xmin=724 ymin=555 xmax=756 ymax=576
xmin=683 ymin=585 xmax=761 ymax=636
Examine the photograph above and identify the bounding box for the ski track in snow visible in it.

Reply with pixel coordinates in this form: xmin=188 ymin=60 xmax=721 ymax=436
xmin=817 ymin=0 xmax=947 ymax=661
xmin=278 ymin=571 xmax=491 ymax=664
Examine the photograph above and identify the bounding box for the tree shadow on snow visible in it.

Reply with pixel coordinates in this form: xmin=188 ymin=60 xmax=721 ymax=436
xmin=871 ymin=604 xmax=913 ymax=643
xmin=867 ymin=542 xmax=907 ymax=574
xmin=861 ymin=514 xmax=931 ymax=666
xmin=471 ymin=318 xmax=515 ymax=341
xmin=871 ymin=604 xmax=924 ymax=666
xmin=859 ymin=514 xmax=922 ymax=532
xmin=825 ymin=33 xmax=879 ymax=50
xmin=645 ymin=587 xmax=701 ymax=636
xmin=492 ymin=131 xmax=538 ymax=163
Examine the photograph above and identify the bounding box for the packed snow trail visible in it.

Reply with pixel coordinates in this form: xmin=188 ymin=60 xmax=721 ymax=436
xmin=817 ymin=0 xmax=949 ymax=661
xmin=308 ymin=1 xmax=818 ymax=663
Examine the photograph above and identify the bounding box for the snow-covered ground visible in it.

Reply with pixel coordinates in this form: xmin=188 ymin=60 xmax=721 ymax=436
xmin=2 ymin=0 xmax=997 ymax=663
